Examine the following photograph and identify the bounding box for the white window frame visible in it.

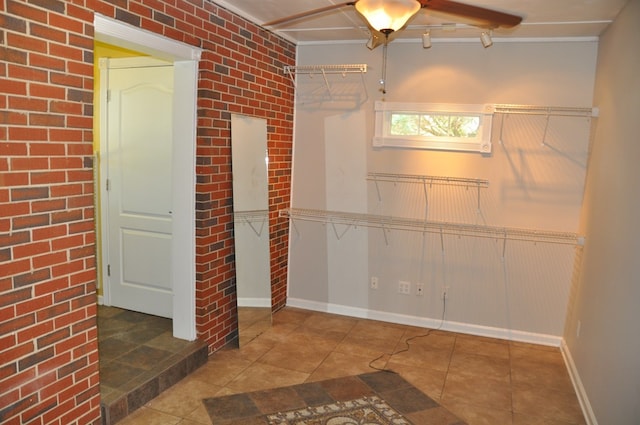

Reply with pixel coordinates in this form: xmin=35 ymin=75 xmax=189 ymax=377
xmin=373 ymin=101 xmax=495 ymax=154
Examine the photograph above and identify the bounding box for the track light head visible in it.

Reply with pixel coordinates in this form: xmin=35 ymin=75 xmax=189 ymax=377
xmin=480 ymin=31 xmax=493 ymax=48
xmin=422 ymin=30 xmax=432 ymax=49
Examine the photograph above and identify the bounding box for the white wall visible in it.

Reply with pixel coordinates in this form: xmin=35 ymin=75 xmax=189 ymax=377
xmin=288 ymin=39 xmax=598 ymax=344
xmin=563 ymin=0 xmax=640 ymax=423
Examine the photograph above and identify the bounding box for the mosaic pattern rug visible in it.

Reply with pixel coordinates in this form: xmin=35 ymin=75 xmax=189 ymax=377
xmin=202 ymin=371 xmax=467 ymax=425
xmin=267 ymin=395 xmax=410 ymax=424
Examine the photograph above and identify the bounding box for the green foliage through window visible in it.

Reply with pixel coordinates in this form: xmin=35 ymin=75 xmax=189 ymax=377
xmin=390 ymin=113 xmax=480 ymax=138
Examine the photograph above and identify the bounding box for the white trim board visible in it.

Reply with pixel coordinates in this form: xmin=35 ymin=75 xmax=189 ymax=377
xmin=94 ymin=14 xmax=200 ymax=341
xmin=286 ymin=297 xmax=562 ymax=347
xmin=561 ymin=340 xmax=598 ymax=425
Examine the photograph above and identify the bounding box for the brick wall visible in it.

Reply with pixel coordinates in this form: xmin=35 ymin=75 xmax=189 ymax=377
xmin=1 ymin=0 xmax=295 ymax=423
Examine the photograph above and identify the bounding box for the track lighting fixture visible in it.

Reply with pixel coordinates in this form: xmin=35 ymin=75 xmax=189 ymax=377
xmin=480 ymin=31 xmax=493 ymax=48
xmin=422 ymin=30 xmax=432 ymax=49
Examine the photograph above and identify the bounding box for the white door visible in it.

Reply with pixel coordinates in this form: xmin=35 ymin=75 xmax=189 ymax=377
xmin=105 ymin=57 xmax=174 ymax=318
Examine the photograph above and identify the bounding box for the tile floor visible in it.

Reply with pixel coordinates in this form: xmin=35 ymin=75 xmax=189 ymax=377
xmin=98 ymin=306 xmax=208 ymax=424
xmin=113 ymin=307 xmax=586 ymax=425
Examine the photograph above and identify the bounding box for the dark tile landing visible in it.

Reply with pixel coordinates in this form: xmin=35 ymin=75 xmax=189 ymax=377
xmin=202 ymin=371 xmax=466 ymax=424
xmin=98 ymin=306 xmax=208 ymax=425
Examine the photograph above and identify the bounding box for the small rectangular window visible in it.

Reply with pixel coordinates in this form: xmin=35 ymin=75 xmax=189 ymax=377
xmin=374 ymin=102 xmax=494 ymax=153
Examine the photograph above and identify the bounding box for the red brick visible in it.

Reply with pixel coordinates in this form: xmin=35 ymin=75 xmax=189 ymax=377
xmin=18 ymin=370 xmax=56 ymax=402
xmin=2 ymin=259 xmax=30 ymax=279
xmin=30 ymin=171 xmax=67 ymax=185
xmin=6 ymin=1 xmax=47 ymax=23
xmin=12 ymin=213 xmax=50 ymax=230
xmin=51 ymin=259 xmax=83 ymax=278
xmin=12 ymin=241 xmax=51 ymax=260
xmin=9 ymin=96 xmax=48 ymax=112
xmin=36 ymin=352 xmax=70 ymax=377
xmin=10 ymin=186 xmax=49 ymax=201
xmin=29 ymin=143 xmax=66 ymax=157
xmin=32 ymin=225 xmax=67 ymax=242
xmin=32 ymin=251 xmax=67 ymax=270
xmin=51 ymin=209 xmax=82 ymax=224
xmin=0 ymin=314 xmax=35 ymax=335
xmin=0 ymin=78 xmax=27 ymax=95
xmin=37 ymin=328 xmax=70 ymax=350
xmin=0 ymin=110 xmax=28 ymax=125
xmin=36 ymin=300 xmax=69 ymax=322
xmin=0 ymin=172 xmax=29 ymax=186
xmin=52 ymin=285 xmax=85 ymax=304
xmin=16 ymin=319 xmax=53 ymax=344
xmin=0 ymin=287 xmax=31 ymax=308
xmin=8 ymin=64 xmax=48 ymax=83
xmin=12 ymin=269 xmax=51 ymax=288
xmin=0 ymin=230 xmax=30 ymax=246
xmin=0 ymin=393 xmax=38 ymax=423
xmin=29 ymin=22 xmax=66 ymax=44
xmin=0 ymin=361 xmax=17 ymax=381
xmin=33 ymin=276 xmax=69 ymax=297
xmin=0 ymin=341 xmax=33 ymax=366
xmin=18 ymin=346 xmax=54 ymax=371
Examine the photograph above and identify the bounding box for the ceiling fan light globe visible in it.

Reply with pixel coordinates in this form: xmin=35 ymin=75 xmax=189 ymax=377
xmin=355 ymin=0 xmax=421 ymax=33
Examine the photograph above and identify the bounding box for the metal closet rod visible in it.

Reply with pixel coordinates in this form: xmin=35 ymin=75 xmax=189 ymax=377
xmin=283 ymin=64 xmax=367 ymax=75
xmin=280 ymin=208 xmax=584 ymax=246
xmin=493 ymin=104 xmax=598 ymax=118
xmin=367 ymin=173 xmax=489 ymax=188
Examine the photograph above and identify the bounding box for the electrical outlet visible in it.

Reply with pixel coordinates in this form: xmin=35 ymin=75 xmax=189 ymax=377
xmin=370 ymin=276 xmax=379 ymax=289
xmin=441 ymin=285 xmax=450 ymax=300
xmin=398 ymin=281 xmax=411 ymax=295
xmin=416 ymin=283 xmax=424 ymax=296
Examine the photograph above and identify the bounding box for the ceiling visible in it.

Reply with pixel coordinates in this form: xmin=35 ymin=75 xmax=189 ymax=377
xmin=214 ymin=0 xmax=629 ymax=44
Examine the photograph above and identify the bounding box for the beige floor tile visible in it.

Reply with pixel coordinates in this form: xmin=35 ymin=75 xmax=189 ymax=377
xmin=403 ymin=329 xmax=457 ymax=351
xmin=257 ymin=342 xmax=332 ymax=373
xmin=226 ymin=362 xmax=309 ymax=392
xmin=442 ymin=372 xmax=513 ymax=411
xmin=300 ymin=311 xmax=359 ymax=334
xmin=512 ymin=412 xmax=580 ymax=425
xmin=177 ymin=419 xmax=209 ymax=425
xmin=511 ymin=357 xmax=575 ymax=394
xmin=184 ymin=404 xmax=213 ymax=425
xmin=454 ymin=334 xmax=511 ymax=359
xmin=512 ymin=384 xmax=585 ymax=424
xmin=448 ymin=350 xmax=511 ymax=383
xmin=145 ymin=376 xmax=223 ymax=417
xmin=386 ymin=342 xmax=453 ymax=372
xmin=387 ymin=363 xmax=447 ymax=400
xmin=440 ymin=398 xmax=513 ymax=425
xmin=187 ymin=354 xmax=252 ymax=387
xmin=117 ymin=407 xmax=182 ymax=425
xmin=307 ymin=351 xmax=381 ymax=382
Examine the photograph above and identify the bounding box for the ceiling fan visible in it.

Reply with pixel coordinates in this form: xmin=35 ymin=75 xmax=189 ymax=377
xmin=265 ymin=0 xmax=523 ymax=41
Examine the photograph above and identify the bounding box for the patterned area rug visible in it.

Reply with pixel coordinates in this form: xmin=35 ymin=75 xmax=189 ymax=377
xmin=267 ymin=395 xmax=410 ymax=424
xmin=202 ymin=371 xmax=467 ymax=425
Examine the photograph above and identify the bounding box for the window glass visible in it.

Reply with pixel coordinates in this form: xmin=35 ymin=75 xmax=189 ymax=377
xmin=374 ymin=102 xmax=494 ymax=153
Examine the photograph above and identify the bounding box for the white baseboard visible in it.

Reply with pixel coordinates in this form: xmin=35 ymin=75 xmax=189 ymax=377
xmin=561 ymin=339 xmax=598 ymax=425
xmin=97 ymin=295 xmax=104 ymax=305
xmin=238 ymin=297 xmax=272 ymax=308
xmin=286 ymin=297 xmax=562 ymax=347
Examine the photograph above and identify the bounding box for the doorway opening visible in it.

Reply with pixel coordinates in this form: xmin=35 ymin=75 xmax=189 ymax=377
xmin=93 ymin=15 xmax=203 ymax=423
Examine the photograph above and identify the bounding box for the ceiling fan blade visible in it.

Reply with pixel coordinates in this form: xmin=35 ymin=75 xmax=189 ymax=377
xmin=264 ymin=1 xmax=356 ymax=27
xmin=419 ymin=0 xmax=522 ymax=28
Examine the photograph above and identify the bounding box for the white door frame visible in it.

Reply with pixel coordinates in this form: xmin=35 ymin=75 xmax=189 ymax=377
xmin=95 ymin=14 xmax=201 ymax=340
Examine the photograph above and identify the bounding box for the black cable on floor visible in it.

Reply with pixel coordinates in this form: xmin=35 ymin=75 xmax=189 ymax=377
xmin=368 ymin=295 xmax=447 ymax=373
